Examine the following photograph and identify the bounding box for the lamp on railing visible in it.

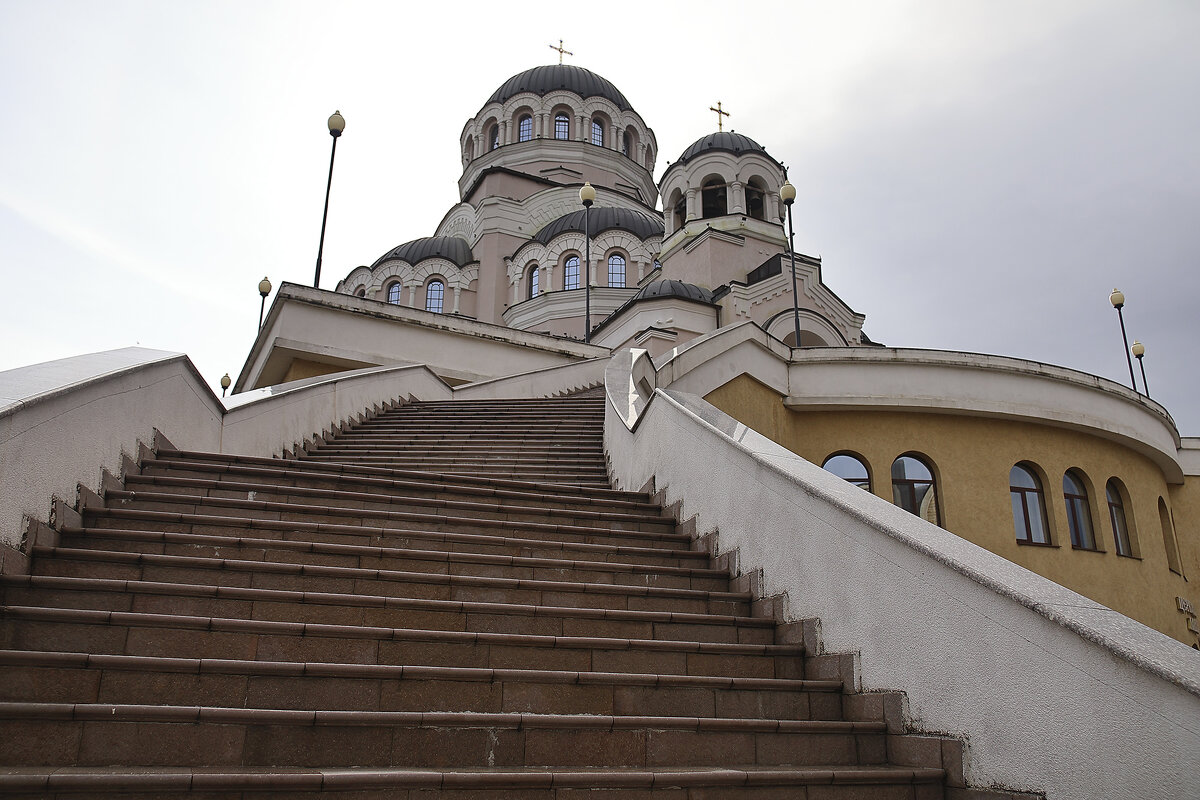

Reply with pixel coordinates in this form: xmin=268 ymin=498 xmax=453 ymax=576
xmin=1109 ymin=288 xmax=1136 ymax=391
xmin=779 ymin=179 xmax=801 ymax=347
xmin=1131 ymin=340 xmax=1149 ymax=398
xmin=580 ymin=181 xmax=596 ymax=343
xmin=258 ymin=276 xmax=272 ymax=330
xmin=313 ymin=110 xmax=345 ymax=289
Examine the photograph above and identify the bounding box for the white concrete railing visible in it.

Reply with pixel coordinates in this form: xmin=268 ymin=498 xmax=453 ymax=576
xmin=0 ymin=350 xmax=457 ymax=550
xmin=604 ymin=348 xmax=1200 ymax=800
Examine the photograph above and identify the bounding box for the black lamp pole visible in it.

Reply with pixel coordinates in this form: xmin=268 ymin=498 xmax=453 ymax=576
xmin=580 ymin=182 xmax=595 ymax=343
xmin=1109 ymin=289 xmax=1136 ymax=390
xmin=314 ymin=111 xmax=345 ymax=289
xmin=780 ymin=179 xmax=801 ymax=346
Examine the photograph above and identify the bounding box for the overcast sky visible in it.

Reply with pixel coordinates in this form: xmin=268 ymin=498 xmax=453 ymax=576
xmin=2 ymin=1 xmax=1197 ymax=433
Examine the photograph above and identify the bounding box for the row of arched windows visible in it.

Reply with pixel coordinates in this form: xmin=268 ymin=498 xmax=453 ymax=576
xmin=380 ymin=278 xmax=445 ymax=313
xmin=485 ymin=113 xmax=643 ymax=163
xmin=670 ymin=178 xmax=771 ymax=232
xmin=821 ymin=452 xmax=1185 ymax=572
xmin=524 ymin=253 xmax=630 ymax=299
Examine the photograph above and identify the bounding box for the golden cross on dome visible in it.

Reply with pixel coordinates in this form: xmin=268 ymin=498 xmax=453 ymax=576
xmin=709 ymin=101 xmax=730 ymax=131
xmin=549 ymin=39 xmax=574 ymax=65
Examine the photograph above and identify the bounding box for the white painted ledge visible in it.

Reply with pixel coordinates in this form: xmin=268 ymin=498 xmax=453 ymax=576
xmin=604 ymin=355 xmax=1200 ymax=800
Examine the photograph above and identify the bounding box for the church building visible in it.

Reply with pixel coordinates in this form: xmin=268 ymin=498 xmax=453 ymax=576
xmin=2 ymin=60 xmax=1198 ymax=799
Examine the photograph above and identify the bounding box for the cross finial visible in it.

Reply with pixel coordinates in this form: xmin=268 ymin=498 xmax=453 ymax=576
xmin=549 ymin=39 xmax=573 ymax=65
xmin=709 ymin=101 xmax=730 ymax=131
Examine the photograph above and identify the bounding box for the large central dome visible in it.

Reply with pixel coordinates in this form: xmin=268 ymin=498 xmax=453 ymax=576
xmin=486 ymin=65 xmax=632 ymax=111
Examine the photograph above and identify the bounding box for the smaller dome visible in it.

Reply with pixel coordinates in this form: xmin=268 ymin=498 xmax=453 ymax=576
xmin=674 ymin=131 xmax=778 ymax=167
xmin=631 ymin=279 xmax=714 ymax=304
xmin=534 ymin=206 xmax=663 ymax=245
xmin=371 ymin=236 xmax=474 ymax=269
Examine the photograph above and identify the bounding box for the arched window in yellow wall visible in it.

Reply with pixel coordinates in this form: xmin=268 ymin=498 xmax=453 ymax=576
xmin=1011 ymin=463 xmax=1050 ymax=545
xmin=1160 ymin=497 xmax=1183 ymax=574
xmin=1106 ymin=479 xmax=1134 ymax=557
xmin=892 ymin=455 xmax=939 ymax=525
xmin=823 ymin=453 xmax=871 ymax=491
xmin=1063 ymin=470 xmax=1096 ymax=550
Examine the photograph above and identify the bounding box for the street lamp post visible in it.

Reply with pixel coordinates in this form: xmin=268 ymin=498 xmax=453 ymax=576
xmin=313 ymin=110 xmax=346 ymax=289
xmin=1109 ymin=289 xmax=1136 ymax=390
xmin=1131 ymin=340 xmax=1149 ymax=398
xmin=258 ymin=276 xmax=272 ymax=330
xmin=779 ymin=180 xmax=801 ymax=347
xmin=220 ymin=373 xmax=231 ymax=398
xmin=580 ymin=182 xmax=595 ymax=343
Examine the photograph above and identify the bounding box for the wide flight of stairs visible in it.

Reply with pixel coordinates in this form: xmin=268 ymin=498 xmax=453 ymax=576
xmin=0 ymin=394 xmax=974 ymax=797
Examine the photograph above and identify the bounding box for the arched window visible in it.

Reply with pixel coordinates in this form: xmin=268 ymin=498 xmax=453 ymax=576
xmin=701 ymin=179 xmax=727 ymax=218
xmin=1160 ymin=498 xmax=1182 ymax=574
xmin=607 ymin=254 xmax=626 ymax=288
xmin=387 ymin=282 xmax=403 ymax=304
xmin=591 ymin=119 xmax=604 ymax=147
xmin=463 ymin=137 xmax=474 ymax=163
xmin=1010 ymin=464 xmax=1050 ymax=544
xmin=1063 ymin=470 xmax=1096 ymax=550
xmin=488 ymin=125 xmax=499 ymax=151
xmin=1106 ymin=479 xmax=1133 ymax=557
xmin=527 ymin=264 xmax=539 ymax=299
xmin=623 ymin=130 xmax=632 ymax=157
xmin=554 ymin=113 xmax=570 ymax=140
xmin=745 ymin=180 xmax=766 ymax=220
xmin=892 ymin=455 xmax=939 ymax=525
xmin=354 ymin=286 xmax=366 ymax=298
xmin=563 ymin=256 xmax=580 ymax=290
xmin=425 ymin=280 xmax=444 ymax=313
xmin=822 ymin=453 xmax=871 ymax=491
xmin=673 ymin=194 xmax=687 ymax=232
xmin=518 ymin=115 xmax=533 ymax=142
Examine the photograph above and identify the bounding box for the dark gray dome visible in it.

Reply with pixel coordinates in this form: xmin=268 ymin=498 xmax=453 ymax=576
xmin=631 ymin=279 xmax=714 ymax=304
xmin=487 ymin=65 xmax=632 ymax=111
xmin=534 ymin=206 xmax=663 ymax=245
xmin=371 ymin=236 xmax=473 ymax=269
xmin=675 ymin=131 xmax=776 ymax=166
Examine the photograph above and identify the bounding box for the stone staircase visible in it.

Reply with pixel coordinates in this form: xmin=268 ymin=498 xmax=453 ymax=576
xmin=0 ymin=394 xmax=980 ymax=798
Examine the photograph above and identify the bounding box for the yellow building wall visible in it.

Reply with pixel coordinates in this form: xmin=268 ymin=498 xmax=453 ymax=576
xmin=705 ymin=373 xmax=1199 ymax=646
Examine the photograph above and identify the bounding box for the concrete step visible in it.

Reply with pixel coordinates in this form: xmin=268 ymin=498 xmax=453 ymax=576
xmin=0 ymin=702 xmax=889 ymax=769
xmin=118 ymin=474 xmax=678 ymax=533
xmin=53 ymin=527 xmax=733 ymax=592
xmin=0 ymin=765 xmax=946 ymax=798
xmin=2 ymin=574 xmax=773 ymax=645
xmin=29 ymin=547 xmax=752 ymax=616
xmin=152 ymin=449 xmax=641 ymax=502
xmin=0 ymin=649 xmax=838 ymax=718
xmin=1 ymin=605 xmax=804 ymax=677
